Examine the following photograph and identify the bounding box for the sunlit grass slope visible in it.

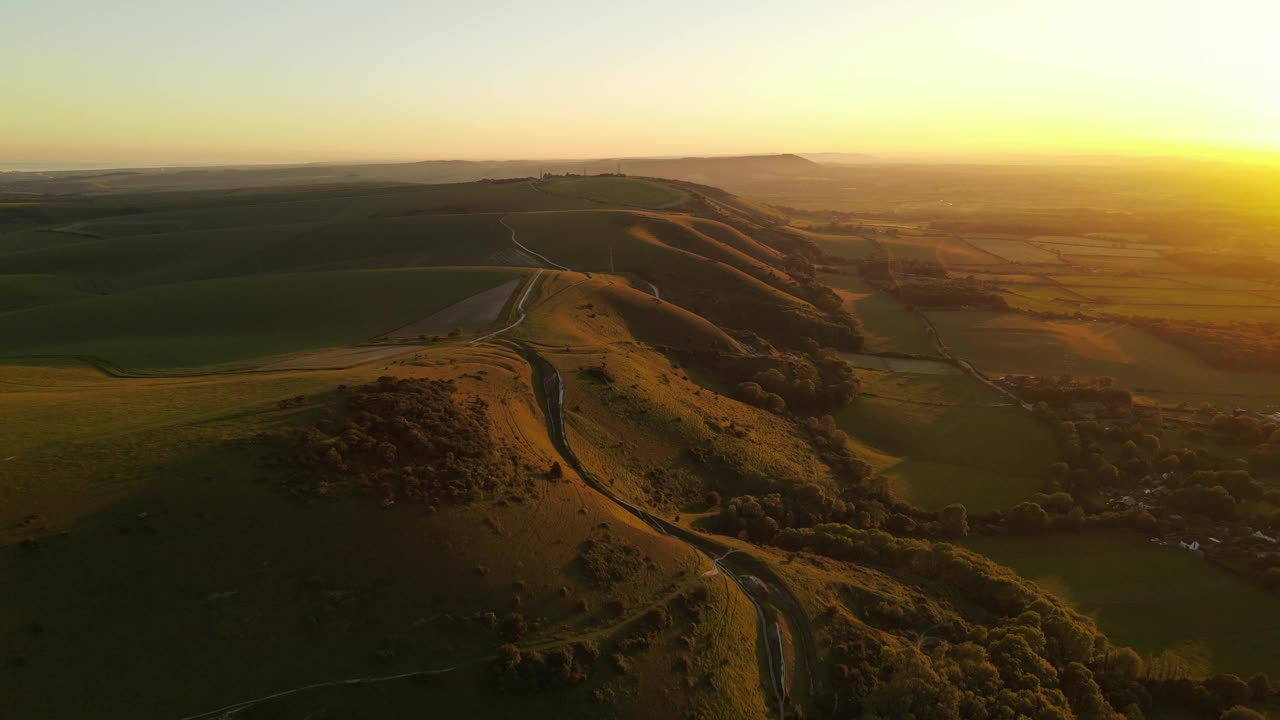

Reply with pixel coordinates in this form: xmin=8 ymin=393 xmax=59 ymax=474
xmin=2 ymin=343 xmax=768 ymax=719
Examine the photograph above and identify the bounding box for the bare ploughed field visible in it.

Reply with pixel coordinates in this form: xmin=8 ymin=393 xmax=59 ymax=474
xmin=387 ymin=278 xmax=521 ymax=340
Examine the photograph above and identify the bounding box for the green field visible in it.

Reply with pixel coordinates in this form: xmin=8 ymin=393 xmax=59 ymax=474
xmin=0 ymin=273 xmax=93 ymax=311
xmin=544 ymin=176 xmax=688 ymax=208
xmin=834 ymin=371 xmax=1057 ymax=511
xmin=62 ymin=181 xmax=596 ymax=238
xmin=1097 ymin=302 xmax=1280 ymax=323
xmin=968 ymin=237 xmax=1064 ymax=264
xmin=817 ymin=271 xmax=937 ymax=355
xmin=1037 ymin=242 xmax=1161 ymax=258
xmin=1074 ymin=286 xmax=1271 ymax=305
xmin=0 ymin=267 xmax=525 ymax=370
xmin=928 ymin=310 xmax=1280 ymax=408
xmin=1052 ymin=274 xmax=1194 ymax=289
xmin=788 ymin=229 xmax=880 ymax=259
xmin=879 ymin=235 xmax=946 ymax=262
xmin=965 ymin=532 xmax=1280 ymax=677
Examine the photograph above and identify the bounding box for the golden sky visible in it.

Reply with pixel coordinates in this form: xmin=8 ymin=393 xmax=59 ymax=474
xmin=3 ymin=0 xmax=1278 ymax=165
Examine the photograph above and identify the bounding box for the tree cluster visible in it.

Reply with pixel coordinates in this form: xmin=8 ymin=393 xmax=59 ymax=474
xmin=775 ymin=524 xmax=1276 ymax=719
xmin=268 ymin=376 xmax=503 ymax=504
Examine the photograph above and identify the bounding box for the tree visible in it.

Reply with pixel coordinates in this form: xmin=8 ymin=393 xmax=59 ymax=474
xmin=1105 ymin=647 xmax=1144 ymax=680
xmin=1246 ymin=673 xmax=1270 ymax=701
xmin=1206 ymin=674 xmax=1253 ymax=707
xmin=1170 ymin=485 xmax=1236 ymax=521
xmin=501 ymin=612 xmax=528 ymax=641
xmin=939 ymin=504 xmax=969 ymax=537
xmin=1008 ymin=502 xmax=1051 ymax=535
xmin=1060 ymin=662 xmax=1114 ymax=720
xmin=1097 ymin=464 xmax=1121 ymax=487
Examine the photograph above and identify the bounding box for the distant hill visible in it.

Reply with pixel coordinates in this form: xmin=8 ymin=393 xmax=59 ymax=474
xmin=0 ymin=154 xmax=824 ymax=195
xmin=799 ymin=152 xmax=879 ymax=165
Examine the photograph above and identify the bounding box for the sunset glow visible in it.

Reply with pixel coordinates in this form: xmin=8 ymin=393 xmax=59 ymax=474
xmin=3 ymin=0 xmax=1279 ymax=165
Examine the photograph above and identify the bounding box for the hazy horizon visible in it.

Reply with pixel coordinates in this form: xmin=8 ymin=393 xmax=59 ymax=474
xmin=7 ymin=147 xmax=1279 ymax=175
xmin=5 ymin=0 xmax=1278 ymax=167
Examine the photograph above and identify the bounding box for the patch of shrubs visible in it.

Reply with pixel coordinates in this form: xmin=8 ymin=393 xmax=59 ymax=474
xmin=578 ymin=528 xmax=645 ymax=584
xmin=268 ymin=376 xmax=502 ymax=504
xmin=892 ymin=277 xmax=1009 ymax=310
xmin=732 ymin=349 xmax=860 ymax=415
xmin=490 ymin=640 xmax=599 ymax=691
xmin=712 ymin=485 xmax=852 ymax=543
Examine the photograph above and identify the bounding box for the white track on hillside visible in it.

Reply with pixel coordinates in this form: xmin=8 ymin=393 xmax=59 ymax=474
xmin=176 ymin=666 xmax=457 ymax=720
xmin=470 ymin=269 xmax=543 ymax=344
xmin=500 ymin=216 xmax=569 ymax=271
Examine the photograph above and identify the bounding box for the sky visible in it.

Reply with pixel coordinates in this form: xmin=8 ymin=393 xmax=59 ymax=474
xmin=2 ymin=0 xmax=1279 ymax=167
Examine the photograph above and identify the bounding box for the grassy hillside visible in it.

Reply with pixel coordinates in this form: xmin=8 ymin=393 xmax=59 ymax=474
xmin=1 ymin=344 xmax=768 ymax=720
xmin=513 ymin=271 xmax=740 ymax=352
xmin=0 ymin=267 xmax=525 ymax=370
xmin=507 ymin=210 xmax=857 ymax=350
xmin=6 ymin=171 xmax=1278 ymax=720
xmin=0 ymin=273 xmax=92 ymax=311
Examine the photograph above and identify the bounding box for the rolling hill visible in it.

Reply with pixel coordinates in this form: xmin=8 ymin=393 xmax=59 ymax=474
xmin=3 ymin=172 xmax=1277 ymax=720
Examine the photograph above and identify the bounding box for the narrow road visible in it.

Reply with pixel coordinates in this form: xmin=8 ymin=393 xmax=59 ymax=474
xmin=516 ymin=346 xmax=807 ymax=719
xmin=499 ymin=216 xmax=570 ymax=271
xmin=469 ymin=269 xmax=544 ymax=345
xmin=484 ymin=214 xmax=811 ymax=717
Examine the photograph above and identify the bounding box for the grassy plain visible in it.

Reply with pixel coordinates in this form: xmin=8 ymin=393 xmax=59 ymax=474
xmin=968 ymin=238 xmax=1065 ymax=264
xmin=833 ymin=371 xmax=1057 ymax=511
xmin=817 ymin=271 xmax=937 ymax=356
xmin=928 ymin=310 xmax=1280 ymax=408
xmin=785 ymin=229 xmax=880 ymax=259
xmin=0 ymin=267 xmax=525 ymax=370
xmin=965 ymin=532 xmax=1280 ymax=677
xmin=0 ymin=273 xmax=92 ymax=311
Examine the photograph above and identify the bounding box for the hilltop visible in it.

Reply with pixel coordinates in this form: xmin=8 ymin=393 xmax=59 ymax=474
xmin=0 ymin=154 xmax=823 ymax=197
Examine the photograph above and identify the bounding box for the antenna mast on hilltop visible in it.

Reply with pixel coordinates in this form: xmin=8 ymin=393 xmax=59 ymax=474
xmin=616 ymin=160 xmax=621 ymax=175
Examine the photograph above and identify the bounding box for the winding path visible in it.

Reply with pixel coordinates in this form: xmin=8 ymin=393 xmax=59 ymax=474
xmin=516 ymin=346 xmax=804 ymax=719
xmin=499 ymin=216 xmax=570 ymax=271
xmin=468 ymin=269 xmax=544 ymax=345
xmin=482 ymin=216 xmax=808 ymax=718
